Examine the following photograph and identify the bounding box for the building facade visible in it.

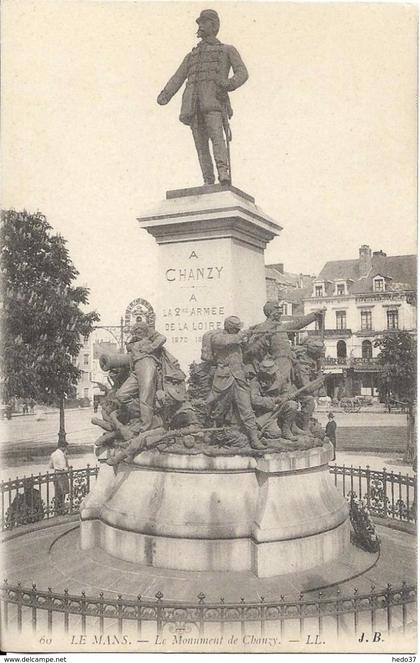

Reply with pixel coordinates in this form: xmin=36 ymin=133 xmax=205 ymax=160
xmin=75 ymin=336 xmax=118 ymax=403
xmin=265 ymin=264 xmax=315 ymax=318
xmin=303 ymin=245 xmax=416 ymax=398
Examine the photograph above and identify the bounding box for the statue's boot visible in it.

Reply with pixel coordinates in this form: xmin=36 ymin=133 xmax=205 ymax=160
xmin=138 ymin=401 xmax=154 ymax=432
xmin=281 ymin=424 xmax=298 ymax=442
xmin=91 ymin=417 xmax=113 ymax=431
xmin=249 ymin=430 xmax=267 ymax=450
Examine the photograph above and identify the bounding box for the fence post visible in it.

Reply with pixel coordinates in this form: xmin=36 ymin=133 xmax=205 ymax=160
xmin=382 ymin=467 xmax=388 ymax=518
xmin=298 ymin=592 xmax=304 ymax=640
xmin=385 ymin=584 xmax=392 ymax=635
xmin=136 ymin=594 xmax=142 ymax=639
xmin=198 ymin=592 xmax=206 ymax=637
xmin=240 ymin=597 xmax=245 ymax=641
xmin=86 ymin=464 xmax=91 ymax=494
xmin=117 ymin=594 xmax=123 ymax=634
xmin=16 ymin=582 xmax=23 ymax=633
xmin=1 ymin=480 xmax=4 ymax=530
xmin=69 ymin=466 xmax=74 ymax=514
xmin=64 ymin=589 xmax=69 ymax=634
xmin=318 ymin=592 xmax=323 ymax=639
xmin=155 ymin=591 xmax=163 ymax=637
xmin=3 ymin=579 xmax=9 ymax=628
xmin=47 ymin=587 xmax=53 ymax=634
xmin=335 ymin=588 xmax=340 ymax=639
xmin=274 ymin=595 xmax=283 ymax=643
xmin=365 ymin=466 xmax=371 ymax=510
xmin=260 ymin=597 xmax=265 ymax=638
xmin=353 ymin=588 xmax=359 ymax=635
xmin=401 ymin=582 xmax=407 ymax=634
xmin=81 ymin=591 xmax=87 ymax=634
xmin=46 ymin=471 xmax=50 ymax=519
xmin=219 ymin=598 xmax=225 ymax=638
xmin=369 ymin=584 xmax=376 ymax=636
xmin=31 ymin=583 xmax=37 ymax=633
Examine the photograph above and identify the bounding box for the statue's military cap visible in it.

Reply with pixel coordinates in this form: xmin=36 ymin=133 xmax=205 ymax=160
xmin=196 ymin=9 xmax=220 ymax=30
xmin=258 ymin=358 xmax=277 ymax=375
xmin=224 ymin=315 xmax=242 ymax=331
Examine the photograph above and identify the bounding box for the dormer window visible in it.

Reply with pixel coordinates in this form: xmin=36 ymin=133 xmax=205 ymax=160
xmin=313 ymin=282 xmax=325 ymax=297
xmin=335 ymin=281 xmax=347 ymax=296
xmin=373 ymin=277 xmax=385 ymax=292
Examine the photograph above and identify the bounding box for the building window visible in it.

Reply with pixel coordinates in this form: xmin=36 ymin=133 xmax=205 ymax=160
xmin=374 ymin=277 xmax=385 ymax=292
xmin=360 ymin=310 xmax=372 ymax=330
xmin=83 ymin=388 xmax=89 ymax=399
xmin=387 ymin=309 xmax=399 ymax=330
xmin=337 ymin=340 xmax=347 ymax=358
xmin=336 ymin=283 xmax=345 ymax=296
xmin=362 ymin=340 xmax=373 ymax=359
xmin=315 ymin=285 xmax=323 ymax=297
xmin=336 ymin=311 xmax=346 ymax=330
xmin=83 ymin=353 xmax=89 ymax=366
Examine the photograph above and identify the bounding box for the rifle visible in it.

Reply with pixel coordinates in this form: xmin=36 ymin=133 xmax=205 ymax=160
xmin=258 ymin=374 xmax=327 ymax=432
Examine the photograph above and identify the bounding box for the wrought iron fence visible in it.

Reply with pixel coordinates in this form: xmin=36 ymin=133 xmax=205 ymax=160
xmin=0 ymin=580 xmax=416 ymax=642
xmin=330 ymin=464 xmax=416 ymax=524
xmin=1 ymin=463 xmax=415 ymax=531
xmin=0 ymin=463 xmax=416 ymax=643
xmin=1 ymin=465 xmax=99 ymax=531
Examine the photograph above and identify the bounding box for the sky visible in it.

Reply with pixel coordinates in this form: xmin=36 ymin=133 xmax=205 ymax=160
xmin=2 ymin=0 xmax=417 ymax=327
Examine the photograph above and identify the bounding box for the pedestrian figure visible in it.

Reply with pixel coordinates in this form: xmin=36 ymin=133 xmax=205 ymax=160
xmin=6 ymin=478 xmax=44 ymax=527
xmin=49 ymin=442 xmax=69 ymax=515
xmin=325 ymin=411 xmax=337 ymax=461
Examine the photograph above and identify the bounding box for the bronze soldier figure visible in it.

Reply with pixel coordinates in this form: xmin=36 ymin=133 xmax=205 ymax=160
xmin=157 ymin=9 xmax=248 ymax=185
xmin=249 ymin=358 xmax=299 ymax=442
xmin=205 ymin=316 xmax=265 ymax=449
xmin=246 ymin=302 xmax=326 ymax=386
xmin=293 ymin=337 xmax=326 ymax=433
xmin=116 ymin=321 xmax=167 ymax=432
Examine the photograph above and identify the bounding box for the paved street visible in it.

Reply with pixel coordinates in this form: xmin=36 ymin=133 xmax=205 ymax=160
xmin=1 ymin=408 xmax=97 ymax=450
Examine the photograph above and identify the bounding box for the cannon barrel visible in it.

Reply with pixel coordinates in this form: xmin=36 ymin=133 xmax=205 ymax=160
xmin=99 ymin=353 xmax=131 ymax=372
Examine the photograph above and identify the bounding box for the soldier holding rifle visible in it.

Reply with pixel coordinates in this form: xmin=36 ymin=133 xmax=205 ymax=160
xmin=246 ymin=301 xmax=327 ymax=385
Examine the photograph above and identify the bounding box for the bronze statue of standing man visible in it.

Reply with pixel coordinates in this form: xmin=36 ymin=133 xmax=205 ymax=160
xmin=157 ymin=10 xmax=248 ymax=185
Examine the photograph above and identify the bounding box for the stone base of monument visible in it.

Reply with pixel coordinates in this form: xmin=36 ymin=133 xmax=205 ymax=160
xmin=80 ymin=442 xmax=351 ymax=578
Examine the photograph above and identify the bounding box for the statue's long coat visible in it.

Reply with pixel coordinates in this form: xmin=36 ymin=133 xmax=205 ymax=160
xmin=160 ymin=37 xmax=248 ymax=125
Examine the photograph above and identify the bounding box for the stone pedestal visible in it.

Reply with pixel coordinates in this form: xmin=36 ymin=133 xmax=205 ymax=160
xmin=80 ymin=443 xmax=350 ymax=578
xmin=137 ymin=184 xmax=282 ymax=371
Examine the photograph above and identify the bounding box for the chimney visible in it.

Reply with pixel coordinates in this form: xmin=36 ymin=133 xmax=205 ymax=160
xmin=359 ymin=244 xmax=372 ymax=276
xmin=373 ymin=250 xmax=387 ymax=257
